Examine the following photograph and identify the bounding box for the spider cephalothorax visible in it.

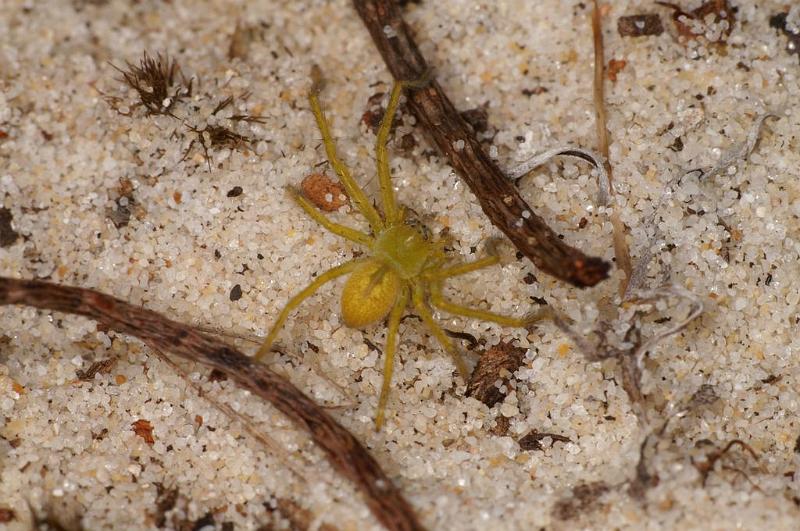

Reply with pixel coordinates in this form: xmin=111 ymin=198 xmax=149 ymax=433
xmin=256 ymin=66 xmax=545 ymax=429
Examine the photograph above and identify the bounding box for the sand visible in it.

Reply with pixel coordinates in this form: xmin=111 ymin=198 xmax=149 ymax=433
xmin=1 ymin=0 xmax=800 ymax=529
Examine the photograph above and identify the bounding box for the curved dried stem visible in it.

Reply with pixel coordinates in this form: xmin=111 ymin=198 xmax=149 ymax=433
xmin=0 ymin=277 xmax=424 ymax=531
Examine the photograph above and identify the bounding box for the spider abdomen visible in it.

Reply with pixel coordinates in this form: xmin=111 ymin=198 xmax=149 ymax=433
xmin=341 ymin=260 xmax=401 ymax=329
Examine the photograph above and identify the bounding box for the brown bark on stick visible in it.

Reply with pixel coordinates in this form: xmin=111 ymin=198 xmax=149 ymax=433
xmin=353 ymin=0 xmax=610 ymax=288
xmin=0 ymin=277 xmax=423 ymax=531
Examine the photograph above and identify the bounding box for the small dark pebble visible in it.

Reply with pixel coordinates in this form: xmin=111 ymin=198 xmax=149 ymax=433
xmin=227 ymin=186 xmax=243 ymax=197
xmin=618 ymin=14 xmax=664 ymax=37
xmin=669 ymin=136 xmax=684 ymax=152
xmin=578 ymin=217 xmax=588 ymax=229
xmin=523 ymin=273 xmax=537 ymax=285
xmin=229 ymin=284 xmax=242 ymax=301
xmin=0 ymin=208 xmax=19 ymax=247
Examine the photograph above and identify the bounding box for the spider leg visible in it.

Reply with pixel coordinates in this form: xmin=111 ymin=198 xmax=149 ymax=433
xmin=255 ymin=258 xmax=365 ymax=361
xmin=287 ymin=187 xmax=372 ymax=246
xmin=375 ymin=285 xmax=409 ymax=431
xmin=411 ymin=282 xmax=470 ymax=379
xmin=376 ymin=82 xmax=404 ymax=224
xmin=309 ymin=67 xmax=384 ymax=231
xmin=428 ymin=283 xmax=550 ymax=328
xmin=422 ymin=255 xmax=500 ymax=281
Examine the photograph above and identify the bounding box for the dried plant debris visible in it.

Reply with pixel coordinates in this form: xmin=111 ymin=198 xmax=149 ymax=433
xmin=657 ymin=0 xmax=735 ymax=46
xmin=617 ymin=14 xmax=664 ymax=37
xmin=607 ymin=58 xmax=627 ymax=82
xmin=508 ymin=145 xmax=610 ymax=206
xmin=625 ymin=110 xmax=779 ymax=301
xmin=625 ymin=383 xmax=725 ymax=500
xmin=692 ymin=439 xmax=760 ymax=488
xmin=592 ymin=4 xmax=634 ymax=291
xmin=300 ymin=172 xmax=350 ymax=211
xmin=518 ymin=430 xmax=571 ymax=451
xmin=697 ymin=111 xmax=779 ymax=181
xmin=622 ymin=111 xmax=775 ymax=295
xmin=551 ymin=481 xmax=609 ymax=521
xmin=183 ymin=94 xmax=265 ymax=171
xmin=75 ymin=358 xmax=116 ymax=381
xmin=354 ymin=2 xmax=610 ymax=286
xmin=551 ymin=285 xmax=703 ymax=413
xmin=132 ymin=418 xmax=156 ymax=445
xmin=627 ymin=435 xmax=660 ymax=499
xmin=108 ymin=51 xmax=264 ymax=171
xmin=466 ymin=341 xmax=526 ymax=407
xmin=112 ymin=52 xmax=191 ymax=116
xmin=0 ymin=207 xmax=19 ymax=247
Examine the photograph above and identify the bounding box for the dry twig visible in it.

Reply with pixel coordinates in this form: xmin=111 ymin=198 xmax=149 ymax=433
xmin=0 ymin=277 xmax=423 ymax=531
xmin=353 ymin=0 xmax=610 ymax=288
xmin=592 ymin=0 xmax=633 ymax=294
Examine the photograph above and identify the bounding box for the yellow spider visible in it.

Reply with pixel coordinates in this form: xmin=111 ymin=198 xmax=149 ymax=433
xmin=256 ymin=67 xmax=546 ymax=429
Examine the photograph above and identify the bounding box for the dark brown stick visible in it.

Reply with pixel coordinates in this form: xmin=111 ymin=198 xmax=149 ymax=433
xmin=353 ymin=0 xmax=610 ymax=288
xmin=0 ymin=277 xmax=424 ymax=531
